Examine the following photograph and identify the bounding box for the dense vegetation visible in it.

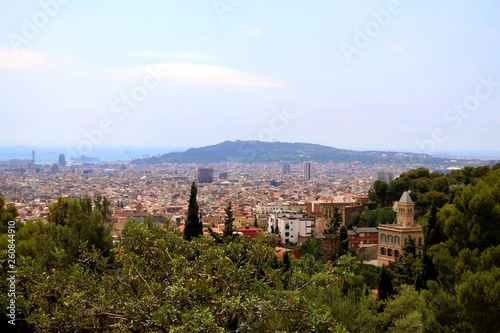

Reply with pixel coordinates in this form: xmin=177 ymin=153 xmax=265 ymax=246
xmin=1 ymin=164 xmax=499 ymax=332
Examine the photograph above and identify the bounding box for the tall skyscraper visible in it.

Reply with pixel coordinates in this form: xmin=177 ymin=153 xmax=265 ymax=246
xmin=58 ymin=154 xmax=66 ymax=167
xmin=304 ymin=162 xmax=311 ymax=181
xmin=31 ymin=150 xmax=35 ymax=166
xmin=282 ymin=162 xmax=291 ymax=175
xmin=197 ymin=168 xmax=214 ymax=183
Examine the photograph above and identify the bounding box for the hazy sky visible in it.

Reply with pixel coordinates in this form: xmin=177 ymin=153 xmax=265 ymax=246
xmin=1 ymin=0 xmax=499 ymax=156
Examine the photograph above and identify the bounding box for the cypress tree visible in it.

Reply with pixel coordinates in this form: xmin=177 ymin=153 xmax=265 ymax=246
xmin=378 ymin=265 xmax=394 ymax=301
xmin=183 ymin=181 xmax=202 ymax=241
xmin=223 ymin=200 xmax=235 ymax=239
xmin=416 ymin=202 xmax=439 ymax=290
xmin=338 ymin=225 xmax=349 ymax=257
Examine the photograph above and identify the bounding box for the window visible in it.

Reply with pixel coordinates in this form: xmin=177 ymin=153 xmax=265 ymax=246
xmin=394 ymin=250 xmax=400 ymax=258
xmin=360 ymin=233 xmax=365 ymax=237
xmin=381 ymin=247 xmax=386 ymax=255
xmin=387 ymin=249 xmax=393 ymax=257
xmin=394 ymin=236 xmax=400 ymax=245
xmin=381 ymin=234 xmax=386 ymax=243
xmin=388 ymin=235 xmax=393 ymax=244
xmin=418 ymin=238 xmax=422 ymax=246
xmin=285 ymin=224 xmax=290 ymax=230
xmin=408 ymin=209 xmax=413 ymax=213
xmin=285 ymin=232 xmax=289 ymax=237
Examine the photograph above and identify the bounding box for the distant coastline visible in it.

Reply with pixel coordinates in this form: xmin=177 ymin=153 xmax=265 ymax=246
xmin=0 ymin=145 xmax=498 ymax=165
xmin=0 ymin=146 xmax=186 ymax=165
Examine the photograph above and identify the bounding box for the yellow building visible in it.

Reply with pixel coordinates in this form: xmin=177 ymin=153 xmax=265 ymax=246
xmin=377 ymin=191 xmax=423 ymax=266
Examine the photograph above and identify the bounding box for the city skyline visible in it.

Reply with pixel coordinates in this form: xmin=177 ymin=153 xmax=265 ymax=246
xmin=1 ymin=1 xmax=499 ymax=156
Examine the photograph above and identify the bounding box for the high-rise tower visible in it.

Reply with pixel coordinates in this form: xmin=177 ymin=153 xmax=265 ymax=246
xmin=304 ymin=162 xmax=311 ymax=181
xmin=58 ymin=154 xmax=66 ymax=167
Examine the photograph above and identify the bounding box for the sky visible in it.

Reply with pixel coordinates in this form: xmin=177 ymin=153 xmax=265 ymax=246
xmin=0 ymin=0 xmax=499 ymax=158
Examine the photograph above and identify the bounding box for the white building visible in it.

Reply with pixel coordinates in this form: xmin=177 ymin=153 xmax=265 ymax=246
xmin=267 ymin=213 xmax=314 ymax=244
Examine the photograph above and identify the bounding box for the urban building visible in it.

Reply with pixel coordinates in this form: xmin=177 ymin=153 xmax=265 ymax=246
xmin=377 ymin=171 xmax=393 ymax=183
xmin=377 ymin=191 xmax=423 ymax=266
xmin=58 ymin=154 xmax=66 ymax=167
xmin=304 ymin=162 xmax=311 ymax=180
xmin=197 ymin=168 xmax=214 ymax=183
xmin=282 ymin=162 xmax=291 ymax=175
xmin=267 ymin=213 xmax=314 ymax=244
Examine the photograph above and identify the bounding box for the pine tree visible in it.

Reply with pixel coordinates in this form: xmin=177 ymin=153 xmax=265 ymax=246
xmin=253 ymin=216 xmax=258 ymax=228
xmin=223 ymin=200 xmax=235 ymax=239
xmin=183 ymin=181 xmax=202 ymax=241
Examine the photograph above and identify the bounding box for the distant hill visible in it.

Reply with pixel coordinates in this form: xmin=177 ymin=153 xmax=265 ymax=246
xmin=130 ymin=140 xmax=455 ymax=165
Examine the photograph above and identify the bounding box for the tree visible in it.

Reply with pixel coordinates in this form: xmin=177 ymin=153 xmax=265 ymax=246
xmin=416 ymin=203 xmax=440 ymax=290
xmin=253 ymin=216 xmax=259 ymax=228
xmin=223 ymin=200 xmax=235 ymax=239
xmin=391 ymin=236 xmax=419 ymax=287
xmin=0 ymin=196 xmax=18 ymax=233
xmin=321 ymin=206 xmax=343 ymax=263
xmin=338 ymin=226 xmax=350 ymax=257
xmin=378 ymin=265 xmax=394 ymax=301
xmin=369 ymin=180 xmax=391 ymax=207
xmin=183 ymin=181 xmax=202 ymax=241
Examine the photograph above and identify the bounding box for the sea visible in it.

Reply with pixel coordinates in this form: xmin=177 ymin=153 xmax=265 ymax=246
xmin=0 ymin=146 xmax=186 ymax=165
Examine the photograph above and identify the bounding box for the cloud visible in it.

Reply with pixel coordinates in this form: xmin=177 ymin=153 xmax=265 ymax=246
xmin=134 ymin=51 xmax=213 ymax=61
xmin=127 ymin=62 xmax=282 ymax=88
xmin=245 ymin=28 xmax=264 ymax=37
xmin=0 ymin=48 xmax=54 ymax=70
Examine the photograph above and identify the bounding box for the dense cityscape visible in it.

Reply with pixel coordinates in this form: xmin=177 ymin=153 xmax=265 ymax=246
xmin=2 ymin=1 xmax=500 ymax=331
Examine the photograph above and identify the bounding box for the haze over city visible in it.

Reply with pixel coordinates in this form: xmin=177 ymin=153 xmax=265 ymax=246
xmin=1 ymin=0 xmax=499 ymax=157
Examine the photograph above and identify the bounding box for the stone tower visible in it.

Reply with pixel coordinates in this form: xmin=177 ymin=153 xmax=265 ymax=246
xmin=393 ymin=191 xmax=415 ymax=227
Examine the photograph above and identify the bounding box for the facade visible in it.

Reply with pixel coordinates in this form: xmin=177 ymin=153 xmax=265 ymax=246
xmin=348 ymin=227 xmax=378 ymax=248
xmin=268 ymin=213 xmax=314 ymax=244
xmin=377 ymin=172 xmax=394 ymax=183
xmin=282 ymin=162 xmax=291 ymax=175
xmin=235 ymin=226 xmax=265 ymax=239
xmin=307 ymin=197 xmax=365 ymax=232
xmin=58 ymin=154 xmax=66 ymax=167
xmin=304 ymin=162 xmax=311 ymax=180
xmin=197 ymin=168 xmax=214 ymax=183
xmin=377 ymin=191 xmax=423 ymax=266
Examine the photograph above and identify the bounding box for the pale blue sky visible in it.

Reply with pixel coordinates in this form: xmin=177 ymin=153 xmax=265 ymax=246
xmin=0 ymin=0 xmax=499 ymax=156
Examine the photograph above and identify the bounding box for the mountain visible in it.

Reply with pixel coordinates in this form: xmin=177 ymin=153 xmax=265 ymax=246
xmin=130 ymin=140 xmax=453 ymax=165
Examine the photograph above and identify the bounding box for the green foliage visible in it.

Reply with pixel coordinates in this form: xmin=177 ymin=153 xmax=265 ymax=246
xmin=378 ymin=265 xmax=394 ymax=301
xmin=416 ymin=203 xmax=440 ymax=290
xmin=0 ymin=196 xmax=19 ymax=233
xmin=321 ymin=206 xmax=343 ymax=262
xmin=222 ymin=200 xmax=235 ymax=239
xmin=183 ymin=181 xmax=202 ymax=242
xmin=369 ymin=180 xmax=391 ymax=207
xmin=391 ymin=236 xmax=420 ymax=287
xmin=354 ymin=207 xmax=396 ymax=228
xmin=9 ymin=219 xmax=361 ymax=332
xmin=338 ymin=226 xmax=350 ymax=257
xmin=298 ymin=236 xmax=322 ymax=260
xmin=421 ymin=168 xmax=500 ymax=332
